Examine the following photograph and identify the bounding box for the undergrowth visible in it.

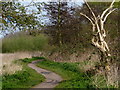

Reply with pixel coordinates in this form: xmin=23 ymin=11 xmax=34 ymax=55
xmin=2 ymin=57 xmax=115 ymax=89
xmin=2 ymin=57 xmax=45 ymax=89
xmin=2 ymin=34 xmax=49 ymax=53
xmin=36 ymin=59 xmax=94 ymax=88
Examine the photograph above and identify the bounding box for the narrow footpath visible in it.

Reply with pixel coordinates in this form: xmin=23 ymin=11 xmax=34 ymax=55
xmin=28 ymin=60 xmax=63 ymax=88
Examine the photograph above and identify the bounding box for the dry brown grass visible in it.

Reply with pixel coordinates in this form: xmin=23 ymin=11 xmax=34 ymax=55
xmin=0 ymin=52 xmax=33 ymax=75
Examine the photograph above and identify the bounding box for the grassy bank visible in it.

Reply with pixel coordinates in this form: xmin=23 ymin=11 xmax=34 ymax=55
xmin=2 ymin=57 xmax=115 ymax=89
xmin=36 ymin=58 xmax=117 ymax=88
xmin=2 ymin=57 xmax=45 ymax=89
xmin=0 ymin=76 xmax=2 ymax=89
xmin=36 ymin=59 xmax=94 ymax=88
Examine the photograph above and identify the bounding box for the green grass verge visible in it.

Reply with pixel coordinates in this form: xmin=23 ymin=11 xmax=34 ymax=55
xmin=22 ymin=57 xmax=46 ymax=64
xmin=36 ymin=59 xmax=94 ymax=88
xmin=2 ymin=57 xmax=116 ymax=89
xmin=0 ymin=76 xmax=2 ymax=90
xmin=2 ymin=57 xmax=45 ymax=89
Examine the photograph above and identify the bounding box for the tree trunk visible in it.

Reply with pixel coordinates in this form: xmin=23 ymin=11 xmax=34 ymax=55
xmin=80 ymin=0 xmax=118 ymax=87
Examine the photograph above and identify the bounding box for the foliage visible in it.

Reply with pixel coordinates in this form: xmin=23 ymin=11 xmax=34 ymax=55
xmin=37 ymin=57 xmax=119 ymax=88
xmin=2 ymin=58 xmax=45 ymax=89
xmin=44 ymin=1 xmax=76 ymax=46
xmin=43 ymin=1 xmax=119 ymax=55
xmin=37 ymin=59 xmax=94 ymax=88
xmin=79 ymin=1 xmax=120 ymax=87
xmin=1 ymin=1 xmax=42 ymax=36
xmin=22 ymin=57 xmax=46 ymax=63
xmin=2 ymin=33 xmax=49 ymax=53
xmin=0 ymin=76 xmax=1 ymax=89
xmin=44 ymin=1 xmax=75 ymax=26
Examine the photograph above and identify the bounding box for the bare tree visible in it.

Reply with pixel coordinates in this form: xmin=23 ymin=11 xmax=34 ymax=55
xmin=80 ymin=0 xmax=118 ymax=87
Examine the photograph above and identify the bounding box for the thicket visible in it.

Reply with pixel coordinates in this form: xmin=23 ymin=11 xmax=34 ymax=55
xmin=2 ymin=34 xmax=49 ymax=53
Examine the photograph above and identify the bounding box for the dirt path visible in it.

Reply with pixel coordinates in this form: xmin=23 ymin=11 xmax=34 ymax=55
xmin=28 ymin=60 xmax=63 ymax=88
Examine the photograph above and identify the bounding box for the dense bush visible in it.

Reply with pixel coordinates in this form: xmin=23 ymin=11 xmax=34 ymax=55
xmin=2 ymin=34 xmax=49 ymax=53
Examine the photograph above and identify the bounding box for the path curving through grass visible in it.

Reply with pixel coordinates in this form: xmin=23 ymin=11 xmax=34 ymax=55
xmin=28 ymin=60 xmax=63 ymax=88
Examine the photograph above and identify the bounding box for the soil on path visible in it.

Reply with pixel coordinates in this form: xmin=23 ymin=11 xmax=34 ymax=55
xmin=28 ymin=60 xmax=63 ymax=88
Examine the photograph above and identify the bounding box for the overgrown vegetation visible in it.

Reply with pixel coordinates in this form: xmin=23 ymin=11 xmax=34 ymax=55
xmin=1 ymin=55 xmax=118 ymax=88
xmin=0 ymin=76 xmax=2 ymax=89
xmin=2 ymin=57 xmax=45 ymax=89
xmin=36 ymin=58 xmax=106 ymax=88
xmin=2 ymin=34 xmax=49 ymax=53
xmin=22 ymin=57 xmax=45 ymax=63
xmin=1 ymin=0 xmax=120 ymax=88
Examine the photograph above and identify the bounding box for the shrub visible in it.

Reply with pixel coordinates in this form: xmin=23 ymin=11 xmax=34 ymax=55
xmin=2 ymin=34 xmax=49 ymax=53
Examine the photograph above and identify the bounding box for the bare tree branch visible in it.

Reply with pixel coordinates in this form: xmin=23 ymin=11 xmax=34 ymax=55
xmin=103 ymin=8 xmax=117 ymax=22
xmin=81 ymin=0 xmax=116 ymax=56
xmin=83 ymin=0 xmax=97 ymax=21
xmin=80 ymin=0 xmax=117 ymax=86
xmin=80 ymin=13 xmax=94 ymax=25
xmin=101 ymin=0 xmax=115 ymax=20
